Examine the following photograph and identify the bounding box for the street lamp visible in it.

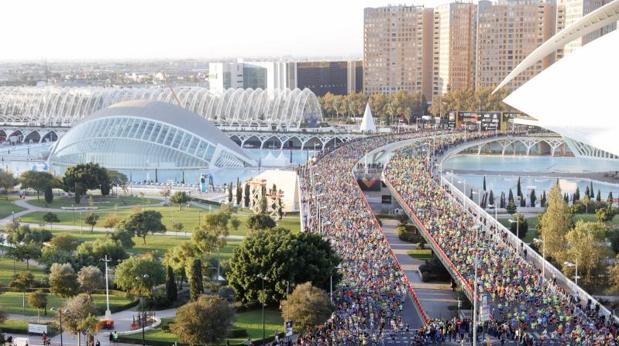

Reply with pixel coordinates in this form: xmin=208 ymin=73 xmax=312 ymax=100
xmin=101 ymin=255 xmax=112 ymax=321
xmin=50 ymin=307 xmax=66 ymax=346
xmin=136 ymin=274 xmax=150 ymax=346
xmin=533 ymin=237 xmax=545 ymax=284
xmin=508 ymin=217 xmax=520 ymax=240
xmin=257 ymin=273 xmax=268 ymax=345
xmin=564 ymin=260 xmax=580 ymax=287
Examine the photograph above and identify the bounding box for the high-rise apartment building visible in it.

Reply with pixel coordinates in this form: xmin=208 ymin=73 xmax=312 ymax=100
xmin=475 ymin=0 xmax=556 ymax=90
xmin=558 ymin=0 xmax=616 ymax=57
xmin=432 ymin=2 xmax=477 ymax=96
xmin=363 ymin=5 xmax=433 ymax=99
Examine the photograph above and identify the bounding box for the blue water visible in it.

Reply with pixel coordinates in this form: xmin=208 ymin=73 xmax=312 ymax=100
xmin=443 ymin=155 xmax=619 ymax=198
xmin=443 ymin=155 xmax=619 ymax=173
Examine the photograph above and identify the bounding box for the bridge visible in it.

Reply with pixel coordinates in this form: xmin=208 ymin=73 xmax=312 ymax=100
xmin=0 ymin=124 xmax=365 ymax=151
xmin=300 ymin=132 xmax=617 ymax=344
xmin=456 ymin=134 xmax=619 ymax=159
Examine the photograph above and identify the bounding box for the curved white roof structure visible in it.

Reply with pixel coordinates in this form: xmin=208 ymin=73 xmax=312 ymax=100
xmin=48 ymin=100 xmax=255 ymax=172
xmin=498 ymin=0 xmax=619 ymax=156
xmin=495 ymin=0 xmax=619 ymax=92
xmin=0 ymin=86 xmax=322 ymax=129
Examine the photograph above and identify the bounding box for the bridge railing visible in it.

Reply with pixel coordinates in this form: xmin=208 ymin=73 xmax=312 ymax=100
xmin=355 ymin=177 xmax=430 ymax=324
xmin=440 ymin=175 xmax=619 ymax=324
xmin=383 ymin=178 xmax=474 ymax=302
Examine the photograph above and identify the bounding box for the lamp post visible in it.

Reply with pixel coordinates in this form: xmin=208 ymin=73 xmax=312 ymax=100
xmin=564 ymin=260 xmax=579 ymax=287
xmin=51 ymin=307 xmax=65 ymax=346
xmin=101 ymin=255 xmax=112 ymax=320
xmin=533 ymin=237 xmax=545 ymax=284
xmin=508 ymin=217 xmax=520 ymax=240
xmin=257 ymin=273 xmax=267 ymax=345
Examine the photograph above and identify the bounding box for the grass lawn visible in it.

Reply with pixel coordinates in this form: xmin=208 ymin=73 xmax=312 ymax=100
xmin=408 ymin=248 xmax=433 ymax=260
xmin=26 ymin=195 xmax=160 ymax=210
xmin=0 ymin=256 xmax=46 ymax=285
xmin=19 ymin=208 xmax=300 ymax=237
xmin=0 ymin=291 xmax=134 ymax=316
xmin=0 ymin=197 xmax=25 ymax=219
xmin=123 ymin=309 xmax=283 ymax=345
xmin=0 ymin=319 xmax=29 ymax=333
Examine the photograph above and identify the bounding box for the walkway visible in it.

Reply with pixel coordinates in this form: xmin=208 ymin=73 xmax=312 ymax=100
xmin=381 ymin=219 xmax=457 ymax=320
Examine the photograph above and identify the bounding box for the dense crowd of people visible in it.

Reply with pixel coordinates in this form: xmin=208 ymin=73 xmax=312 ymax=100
xmin=298 ymin=133 xmax=426 ymax=344
xmin=383 ymin=134 xmax=619 ymax=344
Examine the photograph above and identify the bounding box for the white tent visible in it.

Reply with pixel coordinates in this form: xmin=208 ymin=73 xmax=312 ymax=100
xmin=359 ymin=102 xmax=376 ymax=132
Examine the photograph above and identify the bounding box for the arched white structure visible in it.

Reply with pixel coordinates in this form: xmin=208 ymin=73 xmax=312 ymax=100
xmin=495 ymin=0 xmax=619 ymax=92
xmin=0 ymin=87 xmax=322 ymax=130
xmin=48 ymin=100 xmax=255 ymax=172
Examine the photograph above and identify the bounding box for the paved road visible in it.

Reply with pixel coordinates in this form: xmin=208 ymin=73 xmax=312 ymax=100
xmin=381 ymin=219 xmax=458 ymax=321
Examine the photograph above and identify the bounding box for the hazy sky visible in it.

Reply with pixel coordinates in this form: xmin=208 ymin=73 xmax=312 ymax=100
xmin=1 ymin=0 xmax=452 ymax=61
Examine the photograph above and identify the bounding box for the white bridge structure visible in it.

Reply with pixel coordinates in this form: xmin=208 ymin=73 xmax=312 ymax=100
xmin=456 ymin=134 xmax=619 ymax=159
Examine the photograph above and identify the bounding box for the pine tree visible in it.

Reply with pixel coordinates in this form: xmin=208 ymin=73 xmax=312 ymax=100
xmin=243 ymin=183 xmax=250 ymax=208
xmin=188 ymin=258 xmax=204 ymax=301
xmin=530 ymin=189 xmax=537 ymax=207
xmin=166 ymin=265 xmax=177 ymax=302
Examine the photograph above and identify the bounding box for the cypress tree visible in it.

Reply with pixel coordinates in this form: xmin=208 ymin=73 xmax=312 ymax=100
xmin=188 ymin=258 xmax=204 ymax=301
xmin=482 ymin=176 xmax=487 ymax=191
xmin=236 ymin=179 xmax=242 ymax=205
xmin=590 ymin=181 xmax=595 ymax=198
xmin=489 ymin=190 xmax=495 ymax=207
xmin=540 ymin=191 xmax=547 ymax=208
xmin=608 ymin=191 xmax=614 ymax=206
xmin=244 ymin=183 xmax=250 ymax=208
xmin=500 ymin=192 xmax=506 ymax=209
xmin=596 ymin=189 xmax=601 ymax=202
xmin=44 ymin=186 xmax=54 ymax=204
xmin=508 ymin=189 xmax=515 ymax=204
xmin=228 ymin=182 xmax=233 ymax=203
xmin=166 ymin=265 xmax=177 ymax=302
xmin=517 ymin=177 xmax=522 ymax=198
xmin=530 ymin=189 xmax=537 ymax=207
xmin=574 ymin=187 xmax=580 ymax=201
xmin=584 ymin=186 xmax=590 ymax=199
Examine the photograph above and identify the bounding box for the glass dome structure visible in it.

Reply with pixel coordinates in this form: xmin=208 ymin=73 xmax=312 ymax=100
xmin=48 ymin=100 xmax=255 ymax=173
xmin=0 ymin=86 xmax=322 ymax=129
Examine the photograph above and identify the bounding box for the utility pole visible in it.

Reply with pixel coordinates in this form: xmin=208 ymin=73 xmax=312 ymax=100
xmin=101 ymin=255 xmax=112 ymax=321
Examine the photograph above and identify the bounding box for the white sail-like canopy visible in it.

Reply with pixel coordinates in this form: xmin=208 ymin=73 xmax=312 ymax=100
xmin=359 ymin=102 xmax=376 ymax=132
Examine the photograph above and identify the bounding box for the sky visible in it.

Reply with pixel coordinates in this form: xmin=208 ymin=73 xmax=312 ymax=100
xmin=0 ymin=0 xmax=452 ymax=61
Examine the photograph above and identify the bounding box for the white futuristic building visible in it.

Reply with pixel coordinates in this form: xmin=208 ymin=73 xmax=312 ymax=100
xmin=498 ymin=0 xmax=619 ymax=156
xmin=0 ymin=86 xmax=322 ymax=130
xmin=48 ymin=100 xmax=256 ymax=173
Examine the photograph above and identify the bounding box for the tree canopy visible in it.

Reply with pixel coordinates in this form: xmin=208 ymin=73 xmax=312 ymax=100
xmin=228 ymin=228 xmax=340 ymax=305
xmin=281 ymin=282 xmax=333 ymax=333
xmin=171 ymin=295 xmax=234 ymax=346
xmin=119 ymin=210 xmax=166 ymax=244
xmin=19 ymin=171 xmax=57 ymax=200
xmin=539 ymin=184 xmax=573 ymax=261
xmin=62 ymin=163 xmax=111 ymax=203
xmin=115 ymin=255 xmax=165 ymax=297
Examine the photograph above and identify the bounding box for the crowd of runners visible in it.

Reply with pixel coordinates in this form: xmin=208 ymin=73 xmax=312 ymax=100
xmin=383 ymin=134 xmax=619 ymax=344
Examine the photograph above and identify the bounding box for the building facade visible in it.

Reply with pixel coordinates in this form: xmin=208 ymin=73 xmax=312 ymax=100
xmin=432 ymin=2 xmax=477 ymax=96
xmin=363 ymin=5 xmax=433 ymax=99
xmin=208 ymin=62 xmax=244 ymax=93
xmin=295 ymin=60 xmax=363 ymax=96
xmin=476 ymin=0 xmax=556 ymax=90
xmin=558 ymin=0 xmax=617 ymax=57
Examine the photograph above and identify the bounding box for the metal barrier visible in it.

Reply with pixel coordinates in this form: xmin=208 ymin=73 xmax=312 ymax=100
xmin=440 ymin=175 xmax=619 ymax=323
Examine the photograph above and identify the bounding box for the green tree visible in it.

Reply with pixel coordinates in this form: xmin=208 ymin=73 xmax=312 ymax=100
xmin=193 ymin=211 xmax=232 ymax=256
xmin=9 ymin=271 xmax=34 ymax=312
xmin=247 ymin=213 xmax=276 ymax=231
xmin=42 ymin=212 xmax=60 ymax=230
xmin=28 ymin=290 xmax=48 ymax=320
xmin=608 ymin=191 xmax=614 ymax=206
xmin=111 ymin=228 xmax=135 ymax=249
xmin=171 ymin=295 xmax=234 ymax=346
xmin=228 ymin=228 xmax=340 ymax=305
xmin=236 ymin=178 xmax=242 ymax=206
xmin=164 ymin=243 xmax=199 ymax=287
xmin=227 ymin=182 xmax=233 ymax=203
xmin=76 ymin=238 xmax=128 ymax=267
xmin=77 ymin=266 xmax=104 ymax=295
xmin=516 ymin=177 xmax=522 ymax=198
xmin=540 ymin=191 xmax=547 ymax=208
xmin=583 ymin=194 xmax=591 ymax=213
xmin=51 ymin=234 xmax=80 ymax=252
xmin=166 ymin=265 xmax=178 ymax=302
xmin=243 ymin=183 xmax=250 ymax=208
xmin=482 ymin=176 xmax=486 ymax=191
xmin=188 ymin=258 xmax=204 ymax=301
xmin=506 ymin=189 xmax=517 ymax=214
xmin=120 ymin=210 xmax=166 ymax=244
xmin=596 ymin=189 xmax=602 ymax=202
xmin=0 ymin=169 xmax=18 ymax=194
xmin=62 ymin=163 xmax=111 ymax=203
xmin=565 ymin=221 xmax=611 ymax=287
xmin=488 ymin=190 xmax=494 ymax=207
xmin=102 ymin=213 xmax=121 ymax=229
xmin=19 ymin=171 xmax=56 ymax=200
xmin=61 ymin=294 xmax=98 ymax=346
xmin=609 ymin=254 xmax=619 ymax=292
xmin=49 ymin=263 xmax=79 ymax=297
xmin=281 ymin=282 xmax=333 ymax=333
xmin=509 ymin=213 xmax=528 ymax=239
xmin=539 ymin=184 xmax=573 ymax=261
xmin=573 ymin=187 xmax=581 ymax=202
xmin=44 ymin=185 xmax=54 ymax=204
xmin=114 ymin=255 xmax=165 ymax=298
xmin=84 ymin=213 xmax=99 ymax=232
xmin=8 ymin=243 xmax=42 ymax=270
xmin=170 ymin=191 xmax=190 ymax=211
xmin=530 ymin=189 xmax=537 ymax=207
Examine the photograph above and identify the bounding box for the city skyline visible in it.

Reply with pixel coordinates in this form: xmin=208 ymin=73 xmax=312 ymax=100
xmin=2 ymin=0 xmax=458 ymax=61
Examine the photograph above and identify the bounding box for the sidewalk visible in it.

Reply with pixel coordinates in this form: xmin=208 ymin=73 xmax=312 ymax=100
xmin=381 ymin=219 xmax=458 ymax=320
